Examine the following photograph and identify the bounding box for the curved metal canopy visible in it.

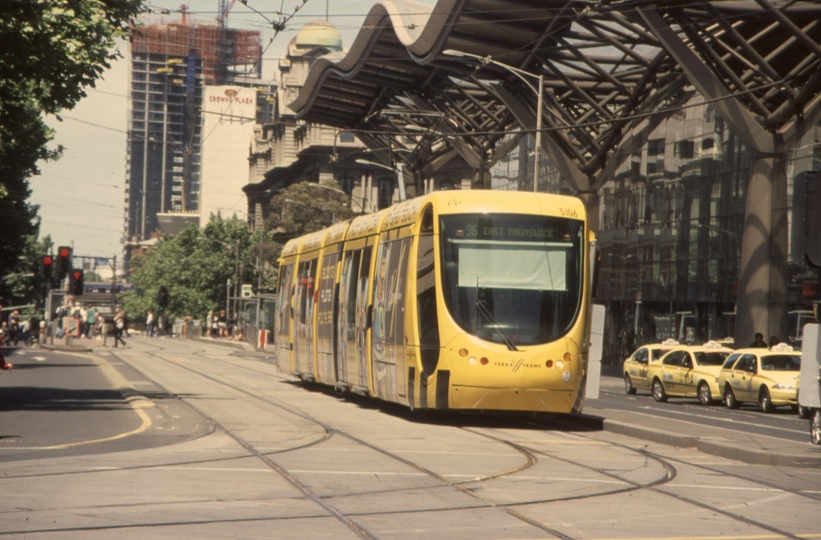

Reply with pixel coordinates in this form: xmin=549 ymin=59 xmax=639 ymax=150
xmin=290 ymin=0 xmax=821 ymax=191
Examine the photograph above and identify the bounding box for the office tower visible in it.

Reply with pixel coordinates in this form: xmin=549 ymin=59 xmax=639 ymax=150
xmin=124 ymin=16 xmax=261 ymax=243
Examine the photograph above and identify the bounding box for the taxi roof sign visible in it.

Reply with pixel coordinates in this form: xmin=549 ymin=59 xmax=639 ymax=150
xmin=770 ymin=342 xmax=794 ymax=352
xmin=661 ymin=338 xmax=680 ymax=346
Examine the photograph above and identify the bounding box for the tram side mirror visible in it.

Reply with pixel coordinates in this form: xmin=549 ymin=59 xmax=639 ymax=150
xmin=590 ymin=241 xmax=600 ymax=299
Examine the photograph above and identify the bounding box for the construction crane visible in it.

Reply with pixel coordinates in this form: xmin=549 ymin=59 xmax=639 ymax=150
xmin=216 ymin=0 xmax=237 ymax=30
xmin=215 ymin=0 xmax=237 ymax=84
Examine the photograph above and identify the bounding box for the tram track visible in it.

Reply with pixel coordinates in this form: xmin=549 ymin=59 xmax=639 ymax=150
xmin=97 ymin=340 xmax=666 ymax=539
xmin=38 ymin=338 xmax=806 ymax=540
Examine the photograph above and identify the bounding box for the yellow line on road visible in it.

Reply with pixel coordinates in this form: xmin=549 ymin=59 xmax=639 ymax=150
xmin=32 ymin=351 xmax=154 ymax=450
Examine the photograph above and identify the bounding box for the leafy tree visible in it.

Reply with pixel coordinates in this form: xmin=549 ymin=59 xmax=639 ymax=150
xmin=0 ymin=234 xmax=53 ymax=319
xmin=267 ymin=180 xmax=354 ymax=239
xmin=84 ymin=271 xmax=105 ymax=283
xmin=0 ymin=0 xmax=142 ymax=299
xmin=122 ymin=215 xmax=273 ymax=322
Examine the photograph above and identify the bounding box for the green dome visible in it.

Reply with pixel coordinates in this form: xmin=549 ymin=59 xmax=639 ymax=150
xmin=295 ymin=20 xmax=342 ymax=52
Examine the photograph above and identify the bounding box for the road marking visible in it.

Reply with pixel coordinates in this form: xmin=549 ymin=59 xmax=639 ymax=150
xmin=5 ymin=353 xmax=156 ymax=450
xmin=33 ymin=356 xmax=46 ymax=362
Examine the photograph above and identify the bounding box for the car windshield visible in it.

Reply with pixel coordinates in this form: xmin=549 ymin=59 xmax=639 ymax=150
xmin=694 ymin=352 xmax=729 ymax=366
xmin=439 ymin=213 xmax=584 ymax=346
xmin=760 ymin=355 xmax=800 ymax=371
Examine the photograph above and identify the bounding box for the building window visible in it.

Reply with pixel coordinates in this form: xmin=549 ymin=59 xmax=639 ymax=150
xmin=377 ymin=177 xmax=394 ymax=209
xmin=648 ymin=138 xmax=665 ymax=156
xmin=338 ymin=176 xmax=353 ymax=196
xmin=675 ymin=140 xmax=694 ymax=159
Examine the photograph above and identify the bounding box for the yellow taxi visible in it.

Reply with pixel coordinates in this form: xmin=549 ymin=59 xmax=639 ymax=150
xmin=623 ymin=339 xmax=680 ymax=395
xmin=717 ymin=343 xmax=801 ymax=413
xmin=647 ymin=341 xmax=734 ymax=405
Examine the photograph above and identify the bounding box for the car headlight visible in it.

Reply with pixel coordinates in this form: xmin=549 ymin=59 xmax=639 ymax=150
xmin=772 ymin=383 xmax=796 ymax=391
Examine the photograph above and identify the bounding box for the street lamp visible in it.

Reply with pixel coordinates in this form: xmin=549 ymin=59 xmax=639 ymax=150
xmin=442 ymin=49 xmax=544 ymax=193
xmin=210 ymin=237 xmax=241 ymax=321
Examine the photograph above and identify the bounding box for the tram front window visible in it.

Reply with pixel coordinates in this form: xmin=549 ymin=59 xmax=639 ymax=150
xmin=440 ymin=214 xmax=584 ymax=346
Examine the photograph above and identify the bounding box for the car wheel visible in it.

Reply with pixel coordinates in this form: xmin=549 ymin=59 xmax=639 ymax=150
xmin=698 ymin=382 xmax=712 ymax=406
xmin=624 ymin=374 xmax=637 ymax=395
xmin=724 ymin=386 xmax=739 ymax=409
xmin=652 ymin=379 xmax=667 ymax=403
xmin=798 ymin=405 xmax=810 ymax=419
xmin=812 ymin=410 xmax=821 ymax=446
xmin=759 ymin=387 xmax=775 ymax=413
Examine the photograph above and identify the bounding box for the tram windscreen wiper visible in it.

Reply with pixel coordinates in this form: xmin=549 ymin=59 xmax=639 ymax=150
xmin=474 ymin=300 xmax=518 ymax=351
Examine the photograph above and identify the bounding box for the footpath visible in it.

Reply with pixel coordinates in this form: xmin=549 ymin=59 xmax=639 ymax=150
xmin=38 ymin=338 xmax=821 ymax=467
xmin=581 ymin=364 xmax=821 ymax=468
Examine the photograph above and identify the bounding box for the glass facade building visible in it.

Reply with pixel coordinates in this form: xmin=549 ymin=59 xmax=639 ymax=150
xmin=502 ymin=97 xmax=821 ymax=363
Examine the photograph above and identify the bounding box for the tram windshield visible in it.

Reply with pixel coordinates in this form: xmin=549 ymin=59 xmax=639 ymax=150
xmin=440 ymin=214 xmax=584 ymax=346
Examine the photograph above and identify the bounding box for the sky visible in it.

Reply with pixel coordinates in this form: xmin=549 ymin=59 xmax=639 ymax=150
xmin=30 ymin=0 xmax=398 ymax=262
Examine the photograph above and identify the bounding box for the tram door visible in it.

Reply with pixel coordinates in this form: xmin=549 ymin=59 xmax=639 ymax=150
xmin=339 ymin=244 xmax=372 ymax=391
xmin=293 ymin=257 xmax=318 ymax=376
xmin=275 ymin=263 xmax=295 ymax=373
xmin=371 ymin=232 xmax=411 ymax=402
xmin=315 ymin=250 xmax=339 ymax=384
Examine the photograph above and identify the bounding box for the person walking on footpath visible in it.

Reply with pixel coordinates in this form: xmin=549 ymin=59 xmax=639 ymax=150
xmin=146 ymin=310 xmax=155 ymax=338
xmin=96 ymin=312 xmax=107 ymax=346
xmin=750 ymin=332 xmax=767 ymax=348
xmin=113 ymin=308 xmax=127 ymax=348
xmin=0 ymin=302 xmax=10 ymax=370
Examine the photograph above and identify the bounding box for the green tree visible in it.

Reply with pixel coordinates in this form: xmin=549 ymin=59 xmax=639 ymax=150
xmin=1 ymin=234 xmax=53 ymax=319
xmin=0 ymin=0 xmax=142 ymax=297
xmin=122 ymin=215 xmax=267 ymax=322
xmin=267 ymin=180 xmax=354 ymax=239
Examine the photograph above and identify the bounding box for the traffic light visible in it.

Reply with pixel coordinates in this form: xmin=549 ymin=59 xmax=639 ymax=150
xmin=41 ymin=255 xmax=54 ymax=282
xmin=68 ymin=268 xmax=84 ymax=295
xmin=158 ymin=285 xmax=169 ymax=310
xmin=56 ymin=246 xmax=72 ymax=280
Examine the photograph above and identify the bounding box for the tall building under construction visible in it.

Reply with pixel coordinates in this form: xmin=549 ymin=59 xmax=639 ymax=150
xmin=124 ymin=15 xmax=261 ymax=243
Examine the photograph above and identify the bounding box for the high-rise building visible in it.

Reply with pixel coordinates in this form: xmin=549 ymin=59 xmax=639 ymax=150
xmin=124 ymin=17 xmax=261 ymax=245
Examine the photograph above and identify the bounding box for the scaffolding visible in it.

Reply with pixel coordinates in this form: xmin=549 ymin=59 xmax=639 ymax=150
xmin=132 ymin=21 xmax=262 ymax=85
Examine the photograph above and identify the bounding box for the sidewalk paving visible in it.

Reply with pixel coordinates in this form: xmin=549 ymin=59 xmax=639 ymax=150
xmin=585 ymin=364 xmax=821 ymax=468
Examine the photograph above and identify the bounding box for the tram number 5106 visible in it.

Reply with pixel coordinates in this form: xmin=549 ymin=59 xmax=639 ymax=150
xmin=559 ymin=208 xmax=578 ymax=218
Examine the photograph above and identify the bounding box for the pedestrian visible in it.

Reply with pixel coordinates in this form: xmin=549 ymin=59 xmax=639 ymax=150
xmin=96 ymin=312 xmax=106 ymax=345
xmin=0 ymin=341 xmax=11 ymax=370
xmin=9 ymin=309 xmax=20 ymax=346
xmin=769 ymin=335 xmax=780 ymax=349
xmin=113 ymin=308 xmax=127 ymax=348
xmin=122 ymin=310 xmax=130 ymax=337
xmin=206 ymin=310 xmax=214 ymax=338
xmin=146 ymin=310 xmax=155 ymax=338
xmin=218 ymin=309 xmax=228 ymax=338
xmin=86 ymin=306 xmax=96 ymax=339
xmin=750 ymin=332 xmax=767 ymax=348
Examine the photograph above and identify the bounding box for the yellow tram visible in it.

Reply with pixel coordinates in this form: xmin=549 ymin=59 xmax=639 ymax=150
xmin=275 ymin=190 xmax=597 ymax=413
